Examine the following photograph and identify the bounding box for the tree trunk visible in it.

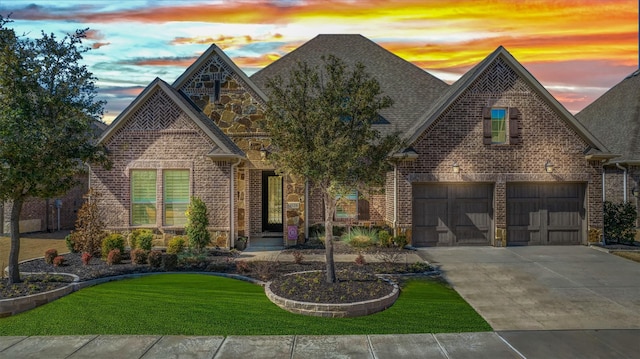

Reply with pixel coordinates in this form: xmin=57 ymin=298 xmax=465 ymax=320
xmin=323 ymin=191 xmax=337 ymax=283
xmin=8 ymin=198 xmax=24 ymax=284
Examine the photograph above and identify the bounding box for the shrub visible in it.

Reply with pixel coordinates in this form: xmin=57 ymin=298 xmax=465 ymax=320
xmin=106 ymin=249 xmax=121 ymax=265
xmin=65 ymin=235 xmax=78 ymax=254
xmin=81 ymin=252 xmax=92 ymax=266
xmin=604 ymin=201 xmax=637 ymax=244
xmin=394 ymin=235 xmax=408 ymax=248
xmin=52 ymin=256 xmax=65 ymax=267
xmin=129 ymin=229 xmax=154 ymax=250
xmin=167 ymin=236 xmax=186 ymax=254
xmin=70 ymin=189 xmax=107 ymax=256
xmin=378 ymin=230 xmax=392 ymax=248
xmin=148 ymin=250 xmax=162 ymax=268
xmin=355 ymin=253 xmax=366 ymax=266
xmin=408 ymin=261 xmax=432 ymax=273
xmin=291 ymin=251 xmax=304 ymax=264
xmin=101 ymin=233 xmax=126 ymax=259
xmin=162 ymin=253 xmax=178 ymax=271
xmin=44 ymin=249 xmax=58 ymax=265
xmin=342 ymin=227 xmax=378 ymax=248
xmin=130 ymin=249 xmax=148 ymax=265
xmin=185 ymin=197 xmax=211 ymax=253
xmin=235 ymin=260 xmax=250 ymax=273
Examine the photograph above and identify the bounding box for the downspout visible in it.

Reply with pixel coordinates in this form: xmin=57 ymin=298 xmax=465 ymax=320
xmin=615 ymin=163 xmax=628 ymax=202
xmin=229 ymin=158 xmax=241 ymax=249
xmin=602 ymin=165 xmax=606 ymax=245
xmin=393 ymin=163 xmax=398 ymax=237
xmin=304 ymin=178 xmax=309 ymax=241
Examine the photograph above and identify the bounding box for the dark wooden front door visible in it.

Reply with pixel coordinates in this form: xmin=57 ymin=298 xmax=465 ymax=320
xmin=262 ymin=171 xmax=283 ymax=232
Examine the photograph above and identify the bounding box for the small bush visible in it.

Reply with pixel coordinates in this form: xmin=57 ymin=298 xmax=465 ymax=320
xmin=44 ymin=249 xmax=58 ymax=265
xmin=106 ymin=249 xmax=121 ymax=265
xmin=129 ymin=229 xmax=154 ymax=250
xmin=355 ymin=253 xmax=366 ymax=266
xmin=148 ymin=250 xmax=162 ymax=268
xmin=71 ymin=189 xmax=107 ymax=256
xmin=186 ymin=197 xmax=211 ymax=253
xmin=394 ymin=235 xmax=408 ymax=248
xmin=342 ymin=227 xmax=378 ymax=248
xmin=235 ymin=260 xmax=250 ymax=273
xmin=81 ymin=252 xmax=92 ymax=266
xmin=65 ymin=235 xmax=78 ymax=254
xmin=162 ymin=253 xmax=178 ymax=271
xmin=378 ymin=230 xmax=392 ymax=247
xmin=604 ymin=201 xmax=637 ymax=244
xmin=130 ymin=249 xmax=148 ymax=265
xmin=374 ymin=249 xmax=404 ymax=264
xmin=52 ymin=256 xmax=65 ymax=267
xmin=408 ymin=261 xmax=432 ymax=273
xmin=291 ymin=251 xmax=304 ymax=264
xmin=167 ymin=236 xmax=186 ymax=254
xmin=102 ymin=233 xmax=125 ymax=259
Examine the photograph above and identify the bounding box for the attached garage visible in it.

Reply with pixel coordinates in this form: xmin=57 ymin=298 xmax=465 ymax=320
xmin=507 ymin=183 xmax=585 ymax=245
xmin=412 ymin=183 xmax=493 ymax=246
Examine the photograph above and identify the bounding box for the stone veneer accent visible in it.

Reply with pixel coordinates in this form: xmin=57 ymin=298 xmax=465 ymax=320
xmin=395 ymin=57 xmax=603 ymax=245
xmin=264 ymin=274 xmax=399 ymax=318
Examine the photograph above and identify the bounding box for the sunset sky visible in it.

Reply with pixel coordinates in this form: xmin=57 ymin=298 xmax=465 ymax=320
xmin=1 ymin=0 xmax=637 ymax=123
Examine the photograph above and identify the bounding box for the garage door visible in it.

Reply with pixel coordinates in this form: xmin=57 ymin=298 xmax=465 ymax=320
xmin=413 ymin=184 xmax=493 ymax=246
xmin=507 ymin=183 xmax=585 ymax=245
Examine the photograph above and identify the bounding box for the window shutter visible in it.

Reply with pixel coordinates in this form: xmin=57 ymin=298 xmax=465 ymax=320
xmin=482 ymin=107 xmax=492 ymax=145
xmin=509 ymin=107 xmax=522 ymax=144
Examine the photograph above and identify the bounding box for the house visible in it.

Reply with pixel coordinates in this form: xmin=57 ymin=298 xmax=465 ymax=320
xmin=90 ymin=34 xmax=613 ymax=247
xmin=575 ymin=69 xmax=639 ymax=218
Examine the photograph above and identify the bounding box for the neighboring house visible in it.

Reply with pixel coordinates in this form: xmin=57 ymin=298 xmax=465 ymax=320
xmin=1 ymin=121 xmax=107 ymax=235
xmin=91 ymin=34 xmax=613 ymax=247
xmin=576 ymin=69 xmax=640 ymax=218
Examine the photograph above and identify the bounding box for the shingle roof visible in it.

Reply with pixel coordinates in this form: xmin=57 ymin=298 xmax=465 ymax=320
xmin=250 ymin=34 xmax=449 ymax=137
xmin=576 ymin=69 xmax=640 ymax=164
xmin=405 ymin=46 xmax=611 ymax=156
xmin=99 ymin=78 xmax=244 ymax=159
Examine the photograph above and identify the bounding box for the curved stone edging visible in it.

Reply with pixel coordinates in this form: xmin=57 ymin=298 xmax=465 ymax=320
xmin=0 ymin=271 xmax=264 ymax=317
xmin=264 ymin=273 xmax=399 ymax=318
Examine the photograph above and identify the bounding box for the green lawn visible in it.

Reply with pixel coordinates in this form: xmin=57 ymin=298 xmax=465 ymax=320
xmin=0 ymin=274 xmax=491 ymax=335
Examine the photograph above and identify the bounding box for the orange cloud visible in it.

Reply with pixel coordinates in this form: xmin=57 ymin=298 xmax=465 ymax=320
xmin=92 ymin=41 xmax=110 ymax=49
xmin=127 ymin=57 xmax=198 ymax=67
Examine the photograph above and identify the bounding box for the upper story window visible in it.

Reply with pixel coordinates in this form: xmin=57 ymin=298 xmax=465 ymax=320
xmin=491 ymin=108 xmax=507 ymax=144
xmin=483 ymin=107 xmax=522 ymax=145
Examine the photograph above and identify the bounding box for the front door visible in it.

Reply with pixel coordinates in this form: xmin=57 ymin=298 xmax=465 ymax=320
xmin=262 ymin=171 xmax=283 ymax=232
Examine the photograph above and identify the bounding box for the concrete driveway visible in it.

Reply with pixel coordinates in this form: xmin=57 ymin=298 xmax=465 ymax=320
xmin=418 ymin=246 xmax=640 ymax=331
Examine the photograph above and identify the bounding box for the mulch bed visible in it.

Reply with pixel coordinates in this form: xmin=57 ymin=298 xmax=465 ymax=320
xmin=2 ymin=246 xmax=434 ymax=302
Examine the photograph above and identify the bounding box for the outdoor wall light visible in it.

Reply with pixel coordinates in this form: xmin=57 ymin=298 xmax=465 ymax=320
xmin=545 ymin=160 xmax=554 ymax=173
xmin=259 ymin=145 xmax=269 ymax=159
xmin=632 ymin=187 xmax=639 ymax=198
xmin=452 ymin=162 xmax=460 ymax=173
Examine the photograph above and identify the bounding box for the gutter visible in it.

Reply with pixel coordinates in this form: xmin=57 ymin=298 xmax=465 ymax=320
xmin=393 ymin=164 xmax=398 ymax=237
xmin=305 ymin=178 xmax=309 ymax=241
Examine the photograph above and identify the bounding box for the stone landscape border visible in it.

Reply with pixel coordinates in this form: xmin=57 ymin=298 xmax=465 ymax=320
xmin=265 ymin=272 xmax=399 ymax=318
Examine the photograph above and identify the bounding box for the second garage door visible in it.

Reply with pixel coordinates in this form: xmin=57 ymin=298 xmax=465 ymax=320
xmin=413 ymin=183 xmax=493 ymax=246
xmin=507 ymin=183 xmax=585 ymax=245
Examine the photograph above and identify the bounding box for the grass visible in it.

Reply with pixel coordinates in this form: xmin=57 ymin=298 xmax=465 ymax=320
xmin=612 ymin=251 xmax=640 ymax=263
xmin=0 ymin=236 xmax=67 ymax=267
xmin=0 ymin=274 xmax=491 ymax=335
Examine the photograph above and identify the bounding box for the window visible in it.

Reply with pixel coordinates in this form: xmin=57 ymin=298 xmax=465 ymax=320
xmin=336 ymin=190 xmax=358 ymax=220
xmin=491 ymin=108 xmax=507 ymax=144
xmin=164 ymin=170 xmax=190 ymax=226
xmin=483 ymin=107 xmax=521 ymax=145
xmin=131 ymin=170 xmax=157 ymax=225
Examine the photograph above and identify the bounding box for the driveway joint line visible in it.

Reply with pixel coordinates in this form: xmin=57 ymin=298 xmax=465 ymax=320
xmin=138 ymin=335 xmax=162 ymax=359
xmin=65 ymin=335 xmax=99 ymax=359
xmin=496 ymin=332 xmax=527 ymax=359
xmin=432 ymin=334 xmax=451 ymax=359
xmin=366 ymin=335 xmax=377 ymax=359
xmin=212 ymin=336 xmax=226 ymax=359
